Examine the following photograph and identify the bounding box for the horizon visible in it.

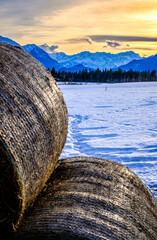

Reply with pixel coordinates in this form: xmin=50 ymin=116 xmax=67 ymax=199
xmin=2 ymin=35 xmax=156 ymax=58
xmin=20 ymin=41 xmax=144 ymax=57
xmin=1 ymin=0 xmax=157 ymax=57
xmin=1 ymin=35 xmax=146 ymax=57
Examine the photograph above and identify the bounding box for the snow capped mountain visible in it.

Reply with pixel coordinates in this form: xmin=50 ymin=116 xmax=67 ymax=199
xmin=116 ymin=54 xmax=157 ymax=72
xmin=22 ymin=44 xmax=62 ymax=71
xmin=49 ymin=51 xmax=142 ymax=70
xmin=0 ymin=35 xmax=20 ymax=46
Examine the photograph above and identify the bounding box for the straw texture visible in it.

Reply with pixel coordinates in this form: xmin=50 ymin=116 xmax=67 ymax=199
xmin=13 ymin=157 xmax=157 ymax=240
xmin=0 ymin=42 xmax=68 ymax=232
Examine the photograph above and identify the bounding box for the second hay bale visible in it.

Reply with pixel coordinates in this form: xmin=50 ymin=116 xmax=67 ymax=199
xmin=14 ymin=157 xmax=157 ymax=240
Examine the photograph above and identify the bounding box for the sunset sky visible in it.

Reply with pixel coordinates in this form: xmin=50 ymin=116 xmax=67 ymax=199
xmin=1 ymin=0 xmax=157 ymax=56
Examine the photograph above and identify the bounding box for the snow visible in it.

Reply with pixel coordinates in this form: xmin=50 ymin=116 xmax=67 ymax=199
xmin=59 ymin=82 xmax=157 ymax=199
xmin=50 ymin=51 xmax=141 ymax=70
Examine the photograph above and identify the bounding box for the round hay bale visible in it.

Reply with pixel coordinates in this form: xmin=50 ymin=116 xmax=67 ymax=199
xmin=13 ymin=157 xmax=157 ymax=240
xmin=0 ymin=42 xmax=68 ymax=233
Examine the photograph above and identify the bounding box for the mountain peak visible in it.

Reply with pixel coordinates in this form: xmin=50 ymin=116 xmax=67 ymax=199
xmin=0 ymin=35 xmax=20 ymax=46
xmin=29 ymin=46 xmax=61 ymax=71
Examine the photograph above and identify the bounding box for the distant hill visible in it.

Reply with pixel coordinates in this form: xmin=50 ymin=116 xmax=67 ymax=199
xmin=59 ymin=64 xmax=92 ymax=73
xmin=22 ymin=44 xmax=62 ymax=71
xmin=115 ymin=54 xmax=157 ymax=72
xmin=0 ymin=35 xmax=20 ymax=46
xmin=49 ymin=51 xmax=142 ymax=70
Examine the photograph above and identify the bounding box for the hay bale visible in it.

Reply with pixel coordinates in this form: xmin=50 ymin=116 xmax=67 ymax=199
xmin=0 ymin=42 xmax=68 ymax=233
xmin=14 ymin=157 xmax=157 ymax=239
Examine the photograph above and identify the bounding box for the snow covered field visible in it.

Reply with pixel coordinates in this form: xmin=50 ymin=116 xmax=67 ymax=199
xmin=59 ymin=82 xmax=157 ymax=198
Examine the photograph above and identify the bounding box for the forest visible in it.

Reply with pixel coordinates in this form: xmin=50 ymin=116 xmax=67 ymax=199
xmin=50 ymin=67 xmax=157 ymax=83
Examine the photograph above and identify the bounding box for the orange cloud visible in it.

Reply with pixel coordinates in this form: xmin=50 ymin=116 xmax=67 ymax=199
xmin=1 ymin=0 xmax=157 ymax=56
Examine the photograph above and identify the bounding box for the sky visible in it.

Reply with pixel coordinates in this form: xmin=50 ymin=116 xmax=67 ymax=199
xmin=0 ymin=0 xmax=157 ymax=56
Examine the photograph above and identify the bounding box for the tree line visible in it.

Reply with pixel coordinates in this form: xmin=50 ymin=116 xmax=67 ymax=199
xmin=50 ymin=67 xmax=157 ymax=83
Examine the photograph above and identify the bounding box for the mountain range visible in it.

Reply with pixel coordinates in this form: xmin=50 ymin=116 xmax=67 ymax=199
xmin=0 ymin=35 xmax=156 ymax=73
xmin=49 ymin=51 xmax=141 ymax=70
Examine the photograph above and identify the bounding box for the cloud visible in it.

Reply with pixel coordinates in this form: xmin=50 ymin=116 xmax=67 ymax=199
xmin=88 ymin=1 xmax=157 ymax=16
xmin=39 ymin=43 xmax=59 ymax=53
xmin=131 ymin=47 xmax=154 ymax=51
xmin=49 ymin=45 xmax=59 ymax=52
xmin=104 ymin=41 xmax=121 ymax=48
xmin=114 ymin=46 xmax=154 ymax=52
xmin=65 ymin=37 xmax=93 ymax=45
xmin=89 ymin=35 xmax=157 ymax=42
xmin=0 ymin=0 xmax=90 ymax=25
xmin=1 ymin=0 xmax=157 ymax=56
xmin=0 ymin=0 xmax=93 ymax=43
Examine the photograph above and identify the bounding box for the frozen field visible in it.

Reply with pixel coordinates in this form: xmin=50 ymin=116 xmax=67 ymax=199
xmin=59 ymin=82 xmax=157 ymax=198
